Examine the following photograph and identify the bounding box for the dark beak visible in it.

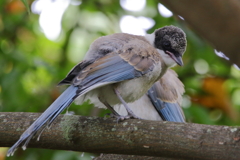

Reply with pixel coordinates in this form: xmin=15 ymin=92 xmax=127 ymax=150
xmin=165 ymin=51 xmax=183 ymax=66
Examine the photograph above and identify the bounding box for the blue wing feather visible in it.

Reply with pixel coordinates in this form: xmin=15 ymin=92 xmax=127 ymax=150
xmin=76 ymin=54 xmax=143 ymax=92
xmin=147 ymin=83 xmax=185 ymax=123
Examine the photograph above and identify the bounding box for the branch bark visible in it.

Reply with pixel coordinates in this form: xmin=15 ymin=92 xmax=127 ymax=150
xmin=159 ymin=0 xmax=240 ymax=66
xmin=93 ymin=154 xmax=178 ymax=160
xmin=1 ymin=112 xmax=240 ymax=159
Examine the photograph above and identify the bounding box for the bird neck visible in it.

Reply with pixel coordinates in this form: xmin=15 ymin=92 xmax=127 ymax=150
xmin=144 ymin=33 xmax=155 ymax=46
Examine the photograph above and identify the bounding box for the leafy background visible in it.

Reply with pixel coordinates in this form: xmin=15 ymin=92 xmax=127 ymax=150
xmin=1 ymin=0 xmax=240 ymax=159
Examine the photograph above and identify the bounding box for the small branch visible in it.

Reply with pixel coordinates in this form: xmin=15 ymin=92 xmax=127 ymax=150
xmin=160 ymin=0 xmax=240 ymax=66
xmin=1 ymin=112 xmax=240 ymax=159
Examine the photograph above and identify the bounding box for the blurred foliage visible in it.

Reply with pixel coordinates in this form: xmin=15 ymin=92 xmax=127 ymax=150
xmin=1 ymin=0 xmax=240 ymax=159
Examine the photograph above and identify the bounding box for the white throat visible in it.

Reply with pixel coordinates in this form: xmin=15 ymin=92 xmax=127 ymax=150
xmin=145 ymin=33 xmax=176 ymax=68
xmin=144 ymin=33 xmax=155 ymax=45
xmin=157 ymin=49 xmax=176 ymax=67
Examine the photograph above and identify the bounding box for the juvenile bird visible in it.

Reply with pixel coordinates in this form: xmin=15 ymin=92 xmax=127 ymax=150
xmin=7 ymin=25 xmax=187 ymax=156
xmin=114 ymin=69 xmax=185 ymax=122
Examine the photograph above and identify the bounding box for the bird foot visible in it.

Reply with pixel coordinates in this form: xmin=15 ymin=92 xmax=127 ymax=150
xmin=106 ymin=113 xmax=142 ymax=123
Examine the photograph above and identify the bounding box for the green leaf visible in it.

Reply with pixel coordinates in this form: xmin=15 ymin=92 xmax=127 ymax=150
xmin=21 ymin=0 xmax=30 ymax=14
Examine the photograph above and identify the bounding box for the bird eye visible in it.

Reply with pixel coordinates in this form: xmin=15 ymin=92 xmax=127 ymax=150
xmin=163 ymin=41 xmax=171 ymax=47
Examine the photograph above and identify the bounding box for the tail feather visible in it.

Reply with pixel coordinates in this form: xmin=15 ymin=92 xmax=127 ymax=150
xmin=7 ymin=85 xmax=78 ymax=156
xmin=157 ymin=102 xmax=185 ymax=122
xmin=147 ymin=86 xmax=185 ymax=123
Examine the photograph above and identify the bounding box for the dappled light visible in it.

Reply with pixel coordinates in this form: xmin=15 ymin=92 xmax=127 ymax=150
xmin=181 ymin=95 xmax=191 ymax=108
xmin=233 ymin=64 xmax=240 ymax=70
xmin=158 ymin=3 xmax=173 ymax=18
xmin=120 ymin=15 xmax=155 ymax=35
xmin=214 ymin=49 xmax=230 ymax=60
xmin=120 ymin=0 xmax=146 ymax=11
xmin=232 ymin=89 xmax=240 ymax=106
xmin=31 ymin=0 xmax=71 ymax=40
xmin=194 ymin=59 xmax=209 ymax=74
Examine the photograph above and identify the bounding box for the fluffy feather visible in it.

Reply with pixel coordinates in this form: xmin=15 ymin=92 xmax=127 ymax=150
xmin=114 ymin=69 xmax=185 ymax=122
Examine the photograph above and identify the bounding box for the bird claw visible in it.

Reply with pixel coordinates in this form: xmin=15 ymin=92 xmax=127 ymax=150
xmin=106 ymin=113 xmax=142 ymax=123
xmin=128 ymin=113 xmax=142 ymax=120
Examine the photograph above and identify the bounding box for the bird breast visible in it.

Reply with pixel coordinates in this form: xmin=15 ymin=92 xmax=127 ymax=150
xmin=107 ymin=62 xmax=163 ymax=105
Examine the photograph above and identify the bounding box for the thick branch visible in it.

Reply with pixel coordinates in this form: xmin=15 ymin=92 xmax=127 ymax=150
xmin=93 ymin=154 xmax=178 ymax=160
xmin=1 ymin=112 xmax=240 ymax=159
xmin=160 ymin=0 xmax=240 ymax=66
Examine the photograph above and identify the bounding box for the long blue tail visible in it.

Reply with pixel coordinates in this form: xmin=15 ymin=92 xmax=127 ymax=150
xmin=7 ymin=85 xmax=78 ymax=156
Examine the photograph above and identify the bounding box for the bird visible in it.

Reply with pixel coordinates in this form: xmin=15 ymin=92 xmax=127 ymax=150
xmin=114 ymin=69 xmax=185 ymax=122
xmin=7 ymin=25 xmax=187 ymax=156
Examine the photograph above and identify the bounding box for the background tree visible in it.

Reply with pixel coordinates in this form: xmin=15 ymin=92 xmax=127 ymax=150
xmin=1 ymin=0 xmax=240 ymax=159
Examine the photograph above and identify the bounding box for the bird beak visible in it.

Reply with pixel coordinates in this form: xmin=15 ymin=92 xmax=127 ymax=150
xmin=165 ymin=51 xmax=183 ymax=66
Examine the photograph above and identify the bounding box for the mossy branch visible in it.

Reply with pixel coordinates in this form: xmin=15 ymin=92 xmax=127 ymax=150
xmin=1 ymin=112 xmax=240 ymax=159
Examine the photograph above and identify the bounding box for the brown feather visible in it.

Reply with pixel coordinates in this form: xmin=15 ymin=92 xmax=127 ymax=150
xmin=156 ymin=69 xmax=184 ymax=104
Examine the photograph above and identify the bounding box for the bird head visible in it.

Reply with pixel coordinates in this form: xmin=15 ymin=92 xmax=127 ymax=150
xmin=146 ymin=26 xmax=187 ymax=67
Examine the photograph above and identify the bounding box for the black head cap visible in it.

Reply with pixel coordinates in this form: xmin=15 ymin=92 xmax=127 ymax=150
xmin=154 ymin=26 xmax=187 ymax=66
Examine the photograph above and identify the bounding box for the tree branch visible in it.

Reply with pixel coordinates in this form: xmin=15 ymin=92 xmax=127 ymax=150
xmin=160 ymin=0 xmax=240 ymax=66
xmin=1 ymin=112 xmax=240 ymax=159
xmin=93 ymin=154 xmax=179 ymax=160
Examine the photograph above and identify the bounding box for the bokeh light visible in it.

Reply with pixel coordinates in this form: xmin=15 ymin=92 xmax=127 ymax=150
xmin=214 ymin=49 xmax=230 ymax=60
xmin=120 ymin=0 xmax=146 ymax=11
xmin=120 ymin=15 xmax=155 ymax=35
xmin=158 ymin=3 xmax=173 ymax=18
xmin=194 ymin=59 xmax=209 ymax=74
xmin=31 ymin=0 xmax=71 ymax=40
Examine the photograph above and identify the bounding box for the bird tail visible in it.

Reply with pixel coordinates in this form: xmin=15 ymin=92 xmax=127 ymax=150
xmin=147 ymin=84 xmax=185 ymax=123
xmin=157 ymin=103 xmax=185 ymax=123
xmin=7 ymin=85 xmax=78 ymax=156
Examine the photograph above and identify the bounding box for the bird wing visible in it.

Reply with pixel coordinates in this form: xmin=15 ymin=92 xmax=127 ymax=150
xmin=60 ymin=35 xmax=158 ymax=95
xmin=147 ymin=69 xmax=185 ymax=122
